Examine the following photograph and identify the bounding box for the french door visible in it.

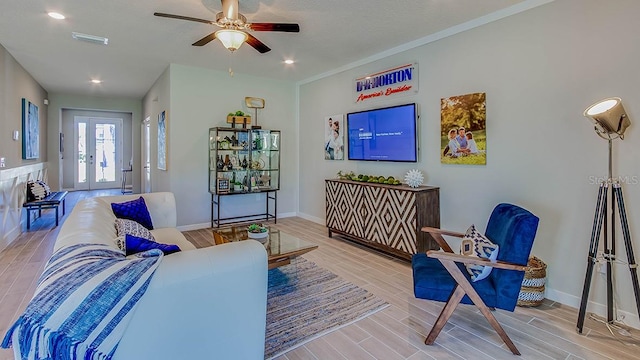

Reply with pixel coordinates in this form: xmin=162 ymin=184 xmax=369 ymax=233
xmin=74 ymin=117 xmax=123 ymax=190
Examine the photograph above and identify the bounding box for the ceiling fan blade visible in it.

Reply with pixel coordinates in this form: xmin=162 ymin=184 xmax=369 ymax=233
xmin=250 ymin=23 xmax=300 ymax=32
xmin=192 ymin=32 xmax=217 ymax=46
xmin=245 ymin=33 xmax=271 ymax=53
xmin=154 ymin=12 xmax=214 ymax=25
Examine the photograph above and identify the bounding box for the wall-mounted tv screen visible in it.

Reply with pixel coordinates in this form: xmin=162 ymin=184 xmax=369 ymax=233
xmin=347 ymin=103 xmax=418 ymax=162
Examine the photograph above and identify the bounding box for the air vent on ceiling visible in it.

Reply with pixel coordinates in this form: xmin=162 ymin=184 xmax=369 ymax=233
xmin=72 ymin=32 xmax=109 ymax=45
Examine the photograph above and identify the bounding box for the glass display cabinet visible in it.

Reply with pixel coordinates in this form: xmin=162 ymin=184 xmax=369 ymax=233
xmin=209 ymin=127 xmax=280 ymax=227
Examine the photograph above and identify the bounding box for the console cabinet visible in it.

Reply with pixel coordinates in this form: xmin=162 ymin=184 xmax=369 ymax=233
xmin=325 ymin=179 xmax=440 ymax=260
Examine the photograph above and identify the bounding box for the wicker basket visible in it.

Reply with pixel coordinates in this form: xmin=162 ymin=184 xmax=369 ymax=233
xmin=517 ymin=256 xmax=547 ymax=307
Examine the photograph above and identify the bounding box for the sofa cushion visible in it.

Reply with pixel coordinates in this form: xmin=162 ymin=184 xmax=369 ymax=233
xmin=148 ymin=228 xmax=194 ymax=251
xmin=111 ymin=197 xmax=154 ymax=230
xmin=125 ymin=234 xmax=181 ymax=256
xmin=115 ymin=219 xmax=155 ymax=242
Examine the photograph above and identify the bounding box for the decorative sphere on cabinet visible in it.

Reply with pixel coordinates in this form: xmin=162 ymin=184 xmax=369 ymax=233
xmin=404 ymin=169 xmax=424 ymax=188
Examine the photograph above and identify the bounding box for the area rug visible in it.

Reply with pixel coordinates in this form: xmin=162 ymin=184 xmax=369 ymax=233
xmin=265 ymin=258 xmax=389 ymax=359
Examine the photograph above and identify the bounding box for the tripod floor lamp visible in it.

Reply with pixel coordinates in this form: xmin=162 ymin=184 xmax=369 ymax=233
xmin=577 ymin=97 xmax=640 ymax=333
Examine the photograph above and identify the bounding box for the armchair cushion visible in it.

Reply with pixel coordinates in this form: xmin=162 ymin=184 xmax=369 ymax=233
xmin=460 ymin=224 xmax=499 ymax=282
xmin=412 ymin=253 xmax=497 ymax=307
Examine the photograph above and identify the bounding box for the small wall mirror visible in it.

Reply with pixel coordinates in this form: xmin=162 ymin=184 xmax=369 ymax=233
xmin=245 ymin=97 xmax=265 ymax=109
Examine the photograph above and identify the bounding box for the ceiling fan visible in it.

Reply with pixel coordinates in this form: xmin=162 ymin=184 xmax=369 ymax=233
xmin=154 ymin=0 xmax=300 ymax=53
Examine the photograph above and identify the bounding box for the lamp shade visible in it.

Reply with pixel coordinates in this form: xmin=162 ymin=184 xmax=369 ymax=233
xmin=584 ymin=97 xmax=631 ymax=139
xmin=215 ymin=29 xmax=248 ymax=51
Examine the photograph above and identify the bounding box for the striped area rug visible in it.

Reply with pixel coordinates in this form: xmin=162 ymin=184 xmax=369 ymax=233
xmin=265 ymin=257 xmax=389 ymax=359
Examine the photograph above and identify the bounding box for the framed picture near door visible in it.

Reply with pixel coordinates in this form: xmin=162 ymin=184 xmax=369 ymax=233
xmin=158 ymin=110 xmax=167 ymax=170
xmin=22 ymin=98 xmax=39 ymax=160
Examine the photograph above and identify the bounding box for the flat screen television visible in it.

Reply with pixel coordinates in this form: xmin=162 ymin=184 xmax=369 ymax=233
xmin=347 ymin=103 xmax=418 ymax=162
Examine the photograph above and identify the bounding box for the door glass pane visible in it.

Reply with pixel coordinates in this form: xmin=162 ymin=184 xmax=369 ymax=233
xmin=95 ymin=123 xmax=116 ymax=182
xmin=77 ymin=122 xmax=87 ymax=184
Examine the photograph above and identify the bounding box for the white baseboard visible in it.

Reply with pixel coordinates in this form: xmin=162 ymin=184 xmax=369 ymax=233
xmin=296 ymin=212 xmax=325 ymax=225
xmin=546 ymin=287 xmax=640 ymax=330
xmin=278 ymin=212 xmax=296 ymax=219
xmin=177 ymin=222 xmax=210 ymax=232
xmin=177 ymin=212 xmax=299 ymax=232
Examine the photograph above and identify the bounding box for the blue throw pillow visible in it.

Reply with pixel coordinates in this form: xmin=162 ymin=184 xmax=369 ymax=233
xmin=125 ymin=234 xmax=180 ymax=256
xmin=111 ymin=197 xmax=154 ymax=230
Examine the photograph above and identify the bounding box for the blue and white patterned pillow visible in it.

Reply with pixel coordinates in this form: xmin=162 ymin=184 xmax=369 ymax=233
xmin=114 ymin=218 xmax=155 ymax=242
xmin=460 ymin=224 xmax=499 ymax=282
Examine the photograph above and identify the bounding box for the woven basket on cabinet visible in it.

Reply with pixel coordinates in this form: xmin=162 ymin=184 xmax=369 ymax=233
xmin=517 ymin=256 xmax=547 ymax=307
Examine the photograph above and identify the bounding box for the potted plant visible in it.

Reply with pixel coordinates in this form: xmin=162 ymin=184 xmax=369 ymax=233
xmin=234 ymin=181 xmax=243 ymax=191
xmin=247 ymin=223 xmax=268 ymax=241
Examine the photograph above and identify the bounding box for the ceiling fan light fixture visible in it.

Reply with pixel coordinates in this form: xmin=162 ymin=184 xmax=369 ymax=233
xmin=215 ymin=29 xmax=247 ymax=51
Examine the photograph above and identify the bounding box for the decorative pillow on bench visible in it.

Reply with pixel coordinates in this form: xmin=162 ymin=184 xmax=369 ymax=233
xmin=26 ymin=180 xmax=51 ymax=202
xmin=111 ymin=197 xmax=154 ymax=230
xmin=125 ymin=234 xmax=180 ymax=256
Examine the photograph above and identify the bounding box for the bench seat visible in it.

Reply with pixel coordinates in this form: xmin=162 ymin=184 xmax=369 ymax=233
xmin=23 ymin=191 xmax=68 ymax=230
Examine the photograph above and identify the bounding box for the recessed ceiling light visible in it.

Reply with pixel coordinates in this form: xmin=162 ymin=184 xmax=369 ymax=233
xmin=91 ymin=79 xmax=102 ymax=84
xmin=48 ymin=12 xmax=65 ymax=20
xmin=284 ymin=59 xmax=295 ymax=65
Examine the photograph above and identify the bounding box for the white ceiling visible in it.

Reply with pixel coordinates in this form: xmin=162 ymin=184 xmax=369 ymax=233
xmin=0 ymin=0 xmax=537 ymax=99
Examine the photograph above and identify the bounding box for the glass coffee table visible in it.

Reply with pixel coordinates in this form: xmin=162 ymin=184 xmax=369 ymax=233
xmin=213 ymin=226 xmax=318 ymax=269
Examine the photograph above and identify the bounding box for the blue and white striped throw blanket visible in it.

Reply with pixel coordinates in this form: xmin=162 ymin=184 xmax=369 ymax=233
xmin=1 ymin=243 xmax=164 ymax=360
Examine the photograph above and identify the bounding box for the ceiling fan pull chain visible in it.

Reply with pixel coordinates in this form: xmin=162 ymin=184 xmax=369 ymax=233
xmin=228 ymin=52 xmax=234 ymax=77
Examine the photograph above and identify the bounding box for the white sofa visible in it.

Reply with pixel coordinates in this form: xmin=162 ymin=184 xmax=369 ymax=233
xmin=54 ymin=192 xmax=268 ymax=359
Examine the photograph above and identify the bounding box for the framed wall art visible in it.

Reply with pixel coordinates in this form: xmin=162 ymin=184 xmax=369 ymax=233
xmin=158 ymin=110 xmax=167 ymax=170
xmin=22 ymin=98 xmax=39 ymax=160
xmin=440 ymin=92 xmax=487 ymax=165
xmin=324 ymin=114 xmax=344 ymax=160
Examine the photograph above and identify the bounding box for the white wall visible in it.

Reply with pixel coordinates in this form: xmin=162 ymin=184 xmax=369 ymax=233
xmin=143 ymin=64 xmax=297 ymax=228
xmin=47 ymin=94 xmax=142 ymax=192
xmin=142 ymin=66 xmax=171 ymax=193
xmin=0 ymin=43 xmax=48 ymax=249
xmin=298 ymin=0 xmax=640 ymax=327
xmin=0 ymin=43 xmax=48 ymax=168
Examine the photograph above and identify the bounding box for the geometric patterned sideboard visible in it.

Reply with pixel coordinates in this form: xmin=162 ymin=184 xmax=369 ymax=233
xmin=325 ymin=179 xmax=440 ymax=260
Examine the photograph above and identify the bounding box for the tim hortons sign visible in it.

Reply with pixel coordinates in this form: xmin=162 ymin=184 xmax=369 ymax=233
xmin=353 ymin=63 xmax=419 ymax=103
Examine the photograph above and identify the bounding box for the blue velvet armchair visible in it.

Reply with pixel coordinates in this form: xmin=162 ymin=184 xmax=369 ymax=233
xmin=412 ymin=203 xmax=539 ymax=355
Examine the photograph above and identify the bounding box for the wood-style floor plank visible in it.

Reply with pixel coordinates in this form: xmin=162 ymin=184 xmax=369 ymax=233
xmin=1 ymin=192 xmax=639 ymax=359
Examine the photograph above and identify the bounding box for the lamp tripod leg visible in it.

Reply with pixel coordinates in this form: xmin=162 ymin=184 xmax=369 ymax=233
xmin=577 ymin=183 xmax=608 ymax=333
xmin=613 ymin=185 xmax=640 ymax=321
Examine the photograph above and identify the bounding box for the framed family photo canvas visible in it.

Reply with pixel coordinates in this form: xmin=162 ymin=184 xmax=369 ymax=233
xmin=22 ymin=98 xmax=39 ymax=160
xmin=324 ymin=114 xmax=344 ymax=160
xmin=158 ymin=110 xmax=167 ymax=170
xmin=440 ymin=92 xmax=487 ymax=165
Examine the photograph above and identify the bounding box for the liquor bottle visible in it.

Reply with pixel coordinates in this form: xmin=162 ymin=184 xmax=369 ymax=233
xmin=242 ymin=156 xmax=248 ymax=169
xmin=224 ymin=155 xmax=232 ymax=170
xmin=216 ymin=155 xmax=224 ymax=170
